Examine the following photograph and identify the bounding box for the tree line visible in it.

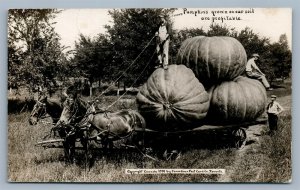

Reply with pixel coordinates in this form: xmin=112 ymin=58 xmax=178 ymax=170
xmin=8 ymin=9 xmax=292 ymax=96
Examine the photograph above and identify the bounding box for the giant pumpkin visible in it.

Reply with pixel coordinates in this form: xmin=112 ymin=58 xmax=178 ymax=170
xmin=207 ymin=76 xmax=267 ymax=123
xmin=136 ymin=64 xmax=209 ymax=131
xmin=176 ymin=36 xmax=247 ymax=87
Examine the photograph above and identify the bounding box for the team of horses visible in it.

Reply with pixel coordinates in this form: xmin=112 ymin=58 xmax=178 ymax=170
xmin=29 ymin=93 xmax=146 ymax=163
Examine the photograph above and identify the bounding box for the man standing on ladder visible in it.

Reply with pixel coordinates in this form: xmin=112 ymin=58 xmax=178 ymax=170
xmin=155 ymin=15 xmax=170 ymax=70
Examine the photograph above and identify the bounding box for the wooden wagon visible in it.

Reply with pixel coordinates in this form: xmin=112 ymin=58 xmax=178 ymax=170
xmin=36 ymin=117 xmax=267 ymax=161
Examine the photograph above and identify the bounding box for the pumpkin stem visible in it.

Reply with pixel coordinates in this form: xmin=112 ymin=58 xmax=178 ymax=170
xmin=163 ymin=102 xmax=172 ymax=110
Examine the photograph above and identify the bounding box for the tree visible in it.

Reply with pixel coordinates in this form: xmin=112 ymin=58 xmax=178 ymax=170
xmin=70 ymin=33 xmax=113 ymax=96
xmin=235 ymin=27 xmax=270 ymax=57
xmin=207 ymin=23 xmax=231 ymax=36
xmin=8 ymin=9 xmax=67 ymax=94
xmin=105 ymin=8 xmax=176 ymax=86
xmin=268 ymin=34 xmax=291 ymax=80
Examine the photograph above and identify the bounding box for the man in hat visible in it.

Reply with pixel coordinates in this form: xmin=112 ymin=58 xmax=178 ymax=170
xmin=266 ymin=95 xmax=284 ymax=135
xmin=246 ymin=53 xmax=273 ymax=90
xmin=155 ymin=16 xmax=170 ymax=70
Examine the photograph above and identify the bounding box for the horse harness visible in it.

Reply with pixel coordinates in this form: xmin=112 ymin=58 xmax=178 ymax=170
xmin=31 ymin=100 xmax=49 ymax=120
xmin=87 ymin=110 xmax=138 ymax=142
xmin=64 ymin=98 xmax=86 ymax=124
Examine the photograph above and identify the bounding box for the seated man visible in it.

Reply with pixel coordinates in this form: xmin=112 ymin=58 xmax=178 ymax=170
xmin=246 ymin=53 xmax=273 ymax=91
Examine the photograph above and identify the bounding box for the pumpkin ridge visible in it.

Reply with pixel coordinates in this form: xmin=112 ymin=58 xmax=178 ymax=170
xmin=232 ymin=38 xmax=246 ymax=78
xmin=238 ymin=80 xmax=249 ymax=120
xmin=185 ymin=39 xmax=198 ymax=69
xmin=222 ymin=37 xmax=232 ymax=79
xmin=161 ymin=68 xmax=170 ymax=101
xmin=236 ymin=80 xmax=248 ymax=120
xmin=227 ymin=82 xmax=237 ymax=120
xmin=174 ymin=90 xmax=208 ymax=107
xmin=224 ymin=81 xmax=229 ymax=119
xmin=242 ymin=77 xmax=265 ymax=99
xmin=236 ymin=78 xmax=254 ymax=119
xmin=146 ymin=74 xmax=164 ymax=103
xmin=168 ymin=108 xmax=180 ymax=122
xmin=165 ymin=65 xmax=177 ymax=101
xmin=172 ymin=107 xmax=207 ymax=122
xmin=240 ymin=77 xmax=262 ymax=118
xmin=224 ymin=37 xmax=234 ymax=79
xmin=155 ymin=68 xmax=170 ymax=102
xmin=250 ymin=84 xmax=259 ymax=118
xmin=250 ymin=80 xmax=262 ymax=118
xmin=173 ymin=95 xmax=208 ymax=110
xmin=188 ymin=39 xmax=200 ymax=74
xmin=138 ymin=87 xmax=159 ymax=104
xmin=170 ymin=109 xmax=190 ymax=123
xmin=233 ymin=38 xmax=242 ymax=78
xmin=193 ymin=38 xmax=203 ymax=77
xmin=173 ymin=101 xmax=209 ymax=114
xmin=247 ymin=77 xmax=266 ymax=97
xmin=173 ymin=79 xmax=205 ymax=102
xmin=205 ymin=37 xmax=212 ymax=79
xmin=172 ymin=67 xmax=198 ymax=97
xmin=197 ymin=38 xmax=206 ymax=81
xmin=216 ymin=37 xmax=223 ymax=79
xmin=212 ymin=83 xmax=225 ymax=119
xmin=244 ymin=77 xmax=267 ymax=117
xmin=235 ymin=81 xmax=243 ymax=119
xmin=137 ymin=94 xmax=162 ymax=111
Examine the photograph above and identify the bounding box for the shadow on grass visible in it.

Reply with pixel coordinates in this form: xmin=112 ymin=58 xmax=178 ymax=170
xmin=32 ymin=138 xmax=239 ymax=169
xmin=8 ymin=98 xmax=35 ymax=113
xmin=245 ymin=140 xmax=256 ymax=146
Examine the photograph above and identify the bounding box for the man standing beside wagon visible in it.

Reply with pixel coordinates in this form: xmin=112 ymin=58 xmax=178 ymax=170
xmin=267 ymin=95 xmax=284 ymax=135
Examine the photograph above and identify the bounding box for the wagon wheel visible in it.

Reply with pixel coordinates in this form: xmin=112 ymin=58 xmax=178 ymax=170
xmin=163 ymin=149 xmax=181 ymax=161
xmin=232 ymin=128 xmax=247 ymax=150
xmin=130 ymin=131 xmax=146 ymax=151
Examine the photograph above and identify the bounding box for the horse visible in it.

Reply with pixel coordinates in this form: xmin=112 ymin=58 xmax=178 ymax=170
xmin=29 ymin=94 xmax=63 ymax=125
xmin=53 ymin=95 xmax=90 ymax=163
xmin=56 ymin=95 xmax=146 ymax=164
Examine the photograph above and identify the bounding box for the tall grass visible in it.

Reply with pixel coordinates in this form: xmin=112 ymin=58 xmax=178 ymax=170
xmin=259 ymin=109 xmax=292 ymax=182
xmin=7 ymin=111 xmax=237 ymax=182
xmin=8 ymin=91 xmax=292 ymax=182
xmin=9 ymin=110 xmax=290 ymax=183
xmin=228 ymin=109 xmax=291 ymax=182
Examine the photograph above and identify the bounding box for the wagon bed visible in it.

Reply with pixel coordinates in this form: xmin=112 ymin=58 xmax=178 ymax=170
xmin=134 ymin=118 xmax=267 ymax=133
xmin=131 ymin=117 xmax=267 ymax=152
xmin=36 ymin=117 xmax=267 ymax=161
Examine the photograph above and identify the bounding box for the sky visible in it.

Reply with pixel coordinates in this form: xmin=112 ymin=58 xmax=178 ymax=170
xmin=54 ymin=8 xmax=292 ymax=51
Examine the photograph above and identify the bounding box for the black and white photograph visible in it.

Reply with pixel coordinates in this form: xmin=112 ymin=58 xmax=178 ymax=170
xmin=7 ymin=8 xmax=292 ymax=183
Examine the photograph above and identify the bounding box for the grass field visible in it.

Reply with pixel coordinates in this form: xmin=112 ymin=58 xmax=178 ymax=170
xmin=7 ymin=82 xmax=292 ymax=183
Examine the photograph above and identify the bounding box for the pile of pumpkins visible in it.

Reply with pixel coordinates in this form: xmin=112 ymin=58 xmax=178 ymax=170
xmin=136 ymin=36 xmax=267 ymax=131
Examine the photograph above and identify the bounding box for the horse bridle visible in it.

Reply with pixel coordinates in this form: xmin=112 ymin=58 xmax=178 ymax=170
xmin=77 ymin=103 xmax=97 ymax=127
xmin=63 ymin=98 xmax=80 ymax=124
xmin=30 ymin=100 xmax=48 ymax=121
